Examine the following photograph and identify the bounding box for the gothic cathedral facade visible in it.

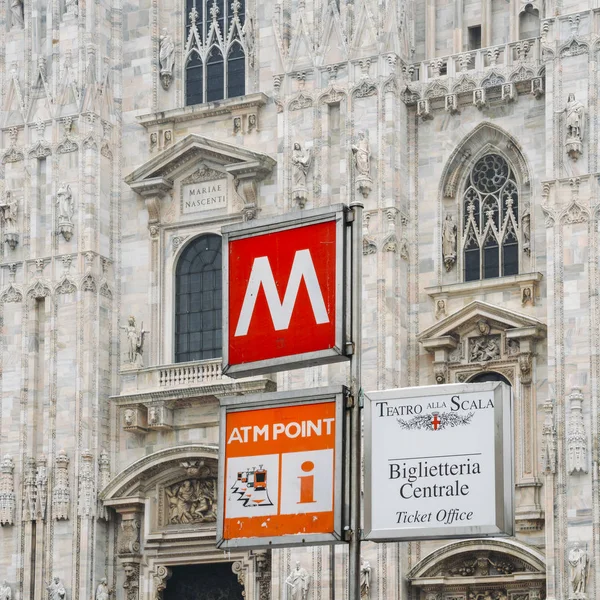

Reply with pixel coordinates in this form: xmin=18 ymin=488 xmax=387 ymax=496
xmin=0 ymin=0 xmax=595 ymax=599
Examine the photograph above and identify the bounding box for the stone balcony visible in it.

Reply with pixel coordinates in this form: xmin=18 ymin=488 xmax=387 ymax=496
xmin=114 ymin=359 xmax=275 ymax=433
xmin=410 ymin=38 xmax=541 ymax=83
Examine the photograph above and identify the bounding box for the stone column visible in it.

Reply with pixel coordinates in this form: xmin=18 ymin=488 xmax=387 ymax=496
xmin=481 ymin=0 xmax=492 ymax=48
xmin=453 ymin=0 xmax=464 ymax=53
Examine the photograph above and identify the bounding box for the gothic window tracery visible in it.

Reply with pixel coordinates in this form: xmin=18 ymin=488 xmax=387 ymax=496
xmin=462 ymin=154 xmax=520 ymax=282
xmin=175 ymin=234 xmax=222 ymax=363
xmin=185 ymin=0 xmax=247 ymax=106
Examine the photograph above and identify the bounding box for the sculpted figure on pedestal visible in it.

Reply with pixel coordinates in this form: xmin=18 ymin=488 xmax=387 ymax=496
xmin=564 ymin=93 xmax=586 ymax=160
xmin=95 ymin=578 xmax=111 ymax=600
xmin=442 ymin=215 xmax=457 ymax=271
xmin=159 ymin=29 xmax=175 ymax=90
xmin=569 ymin=544 xmax=588 ymax=599
xmin=47 ymin=577 xmax=66 ymax=600
xmin=291 ymin=142 xmax=312 ymax=208
xmin=120 ymin=316 xmax=148 ymax=367
xmin=286 ymin=562 xmax=310 ymax=600
xmin=360 ymin=559 xmax=371 ymax=599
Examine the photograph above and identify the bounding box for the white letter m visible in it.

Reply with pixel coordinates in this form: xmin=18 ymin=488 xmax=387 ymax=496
xmin=234 ymin=249 xmax=330 ymax=337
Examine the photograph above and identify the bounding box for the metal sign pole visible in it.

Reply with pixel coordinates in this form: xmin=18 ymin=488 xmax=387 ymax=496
xmin=348 ymin=200 xmax=363 ymax=600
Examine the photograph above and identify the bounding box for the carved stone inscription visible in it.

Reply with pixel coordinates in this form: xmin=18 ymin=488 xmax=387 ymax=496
xmin=181 ymin=179 xmax=228 ymax=214
xmin=165 ymin=479 xmax=216 ymax=524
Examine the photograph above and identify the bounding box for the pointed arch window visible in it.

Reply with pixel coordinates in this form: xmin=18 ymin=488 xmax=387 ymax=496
xmin=185 ymin=0 xmax=247 ymax=106
xmin=462 ymin=154 xmax=520 ymax=282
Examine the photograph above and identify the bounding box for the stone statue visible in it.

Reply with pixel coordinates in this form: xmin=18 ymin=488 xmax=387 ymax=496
xmin=352 ymin=131 xmax=371 ymax=178
xmin=0 ymin=192 xmax=18 ymax=235
xmin=47 ymin=576 xmax=66 ymax=600
xmin=442 ymin=214 xmax=457 ymax=271
xmin=10 ymin=0 xmax=23 ymax=28
xmin=120 ymin=316 xmax=148 ymax=367
xmin=159 ymin=29 xmax=175 ymax=90
xmin=291 ymin=142 xmax=312 ymax=208
xmin=564 ymin=93 xmax=585 ymax=160
xmin=165 ymin=479 xmax=216 ymax=524
xmin=0 ymin=192 xmax=19 ymax=250
xmin=569 ymin=544 xmax=588 ymax=598
xmin=566 ymin=93 xmax=585 ymax=141
xmin=292 ymin=142 xmax=312 ymax=189
xmin=360 ymin=559 xmax=371 ymax=599
xmin=0 ymin=581 xmax=11 ymax=600
xmin=285 ymin=562 xmax=310 ymax=600
xmin=95 ymin=578 xmax=111 ymax=600
xmin=56 ymin=184 xmax=74 ymax=222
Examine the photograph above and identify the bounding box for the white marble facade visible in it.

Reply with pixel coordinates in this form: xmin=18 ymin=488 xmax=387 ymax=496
xmin=0 ymin=0 xmax=598 ymax=599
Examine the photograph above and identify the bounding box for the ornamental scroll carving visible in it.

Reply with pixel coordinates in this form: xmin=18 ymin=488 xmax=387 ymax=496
xmin=165 ymin=478 xmax=216 ymax=524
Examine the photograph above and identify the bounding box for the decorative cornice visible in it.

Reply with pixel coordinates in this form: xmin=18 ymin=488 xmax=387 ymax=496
xmin=136 ymin=93 xmax=268 ymax=127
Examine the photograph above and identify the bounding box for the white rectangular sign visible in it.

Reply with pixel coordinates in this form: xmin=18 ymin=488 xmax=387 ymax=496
xmin=182 ymin=179 xmax=227 ymax=214
xmin=364 ymin=382 xmax=513 ymax=541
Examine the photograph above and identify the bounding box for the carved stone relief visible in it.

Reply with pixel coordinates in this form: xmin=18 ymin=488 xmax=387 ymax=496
xmin=541 ymin=401 xmax=556 ymax=474
xmin=78 ymin=449 xmax=96 ymax=517
xmin=123 ymin=563 xmax=140 ymax=600
xmin=0 ymin=192 xmax=19 ymax=250
xmin=567 ymin=387 xmax=587 ymax=474
xmin=442 ymin=215 xmax=457 ymax=271
xmin=469 ymin=334 xmax=501 ymax=363
xmin=52 ymin=450 xmax=70 ymax=520
xmin=35 ymin=455 xmax=48 ymax=521
xmin=165 ymin=478 xmax=216 ymax=524
xmin=159 ymin=29 xmax=175 ymax=90
xmin=0 ymin=455 xmax=15 ymax=526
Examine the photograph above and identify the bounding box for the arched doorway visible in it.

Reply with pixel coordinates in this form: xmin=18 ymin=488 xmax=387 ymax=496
xmin=164 ymin=563 xmax=244 ymax=600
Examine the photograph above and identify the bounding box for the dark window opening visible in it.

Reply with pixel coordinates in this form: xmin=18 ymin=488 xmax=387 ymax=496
xmin=175 ymin=234 xmax=222 ymax=363
xmin=468 ymin=26 xmax=482 ymax=51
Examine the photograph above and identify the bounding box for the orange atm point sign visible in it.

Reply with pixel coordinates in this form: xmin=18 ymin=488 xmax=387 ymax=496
xmin=218 ymin=389 xmax=345 ymax=549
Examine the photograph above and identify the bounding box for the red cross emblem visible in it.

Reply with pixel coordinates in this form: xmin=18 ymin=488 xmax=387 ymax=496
xmin=431 ymin=413 xmax=441 ymax=431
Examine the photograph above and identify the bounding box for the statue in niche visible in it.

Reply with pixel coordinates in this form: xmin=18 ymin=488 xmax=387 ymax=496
xmin=292 ymin=142 xmax=311 ymax=189
xmin=0 ymin=581 xmax=11 ymax=600
xmin=352 ymin=130 xmax=372 ymax=198
xmin=352 ymin=131 xmax=371 ymax=178
xmin=564 ymin=93 xmax=585 ymax=160
xmin=56 ymin=184 xmax=74 ymax=241
xmin=569 ymin=544 xmax=589 ymax=599
xmin=159 ymin=29 xmax=175 ymax=90
xmin=10 ymin=0 xmax=23 ymax=28
xmin=442 ymin=215 xmax=457 ymax=271
xmin=291 ymin=142 xmax=312 ymax=208
xmin=120 ymin=316 xmax=148 ymax=367
xmin=360 ymin=559 xmax=371 ymax=599
xmin=47 ymin=576 xmax=66 ymax=600
xmin=95 ymin=578 xmax=111 ymax=600
xmin=165 ymin=479 xmax=216 ymax=524
xmin=0 ymin=192 xmax=18 ymax=250
xmin=285 ymin=562 xmax=310 ymax=600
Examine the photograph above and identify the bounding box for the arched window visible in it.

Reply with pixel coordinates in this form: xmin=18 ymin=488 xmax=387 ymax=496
xmin=175 ymin=234 xmax=222 ymax=363
xmin=185 ymin=0 xmax=246 ymax=106
xmin=462 ymin=154 xmax=520 ymax=282
xmin=519 ymin=4 xmax=540 ymax=40
xmin=468 ymin=371 xmax=511 ymax=386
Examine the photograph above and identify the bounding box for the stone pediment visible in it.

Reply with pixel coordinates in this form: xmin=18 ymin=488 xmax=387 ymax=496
xmin=125 ymin=133 xmax=276 ymax=215
xmin=407 ymin=539 xmax=545 ymax=586
xmin=418 ymin=301 xmax=546 ymax=345
xmin=125 ymin=133 xmax=275 ymax=189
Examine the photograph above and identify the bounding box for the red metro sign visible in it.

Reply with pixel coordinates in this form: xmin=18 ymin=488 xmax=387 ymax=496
xmin=222 ymin=206 xmax=350 ymax=377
